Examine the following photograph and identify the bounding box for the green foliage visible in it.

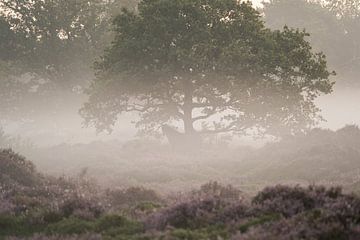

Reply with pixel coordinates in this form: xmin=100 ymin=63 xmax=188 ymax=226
xmin=46 ymin=218 xmax=95 ymax=235
xmin=238 ymin=214 xmax=280 ymax=233
xmin=0 ymin=214 xmax=143 ymax=238
xmin=0 ymin=215 xmax=46 ymax=238
xmin=0 ymin=215 xmax=23 ymax=230
xmin=97 ymin=216 xmax=143 ymax=237
xmin=82 ymin=0 xmax=334 ymax=137
xmin=0 ymin=16 xmax=27 ymax=62
xmin=107 ymin=186 xmax=163 ymax=209
xmin=170 ymin=226 xmax=228 ymax=240
xmin=45 ymin=215 xmax=143 ymax=238
xmin=134 ymin=202 xmax=162 ymax=212
xmin=0 ymin=149 xmax=40 ymax=187
xmin=196 ymin=181 xmax=241 ymax=200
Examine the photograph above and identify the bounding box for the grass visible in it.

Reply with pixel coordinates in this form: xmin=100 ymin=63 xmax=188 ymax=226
xmin=238 ymin=214 xmax=281 ymax=233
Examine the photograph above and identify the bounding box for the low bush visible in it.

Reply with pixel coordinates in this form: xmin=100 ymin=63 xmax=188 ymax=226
xmin=0 ymin=149 xmax=40 ymax=187
xmin=2 ymin=149 xmax=360 ymax=240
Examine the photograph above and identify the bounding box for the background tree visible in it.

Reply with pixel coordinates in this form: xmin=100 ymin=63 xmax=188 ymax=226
xmin=0 ymin=0 xmax=141 ymax=128
xmin=263 ymin=0 xmax=360 ymax=87
xmin=324 ymin=0 xmax=360 ymax=82
xmin=0 ymin=0 xmax=110 ymax=89
xmin=81 ymin=0 xmax=334 ymax=138
xmin=0 ymin=16 xmax=30 ymax=121
xmin=324 ymin=0 xmax=360 ymax=18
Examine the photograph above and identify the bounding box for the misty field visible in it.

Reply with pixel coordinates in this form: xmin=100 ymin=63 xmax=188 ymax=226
xmin=1 ymin=125 xmax=360 ymax=239
xmin=2 ymin=0 xmax=360 ymax=239
xmin=23 ymin=125 xmax=360 ymax=195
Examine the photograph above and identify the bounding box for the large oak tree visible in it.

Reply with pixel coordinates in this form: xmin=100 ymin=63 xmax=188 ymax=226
xmin=81 ymin=0 xmax=334 ymax=137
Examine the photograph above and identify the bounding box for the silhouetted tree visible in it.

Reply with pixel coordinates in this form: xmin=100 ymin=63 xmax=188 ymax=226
xmin=81 ymin=0 xmax=334 ymax=137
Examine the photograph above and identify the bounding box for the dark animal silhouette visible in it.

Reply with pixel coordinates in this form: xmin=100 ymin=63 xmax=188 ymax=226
xmin=161 ymin=124 xmax=201 ymax=152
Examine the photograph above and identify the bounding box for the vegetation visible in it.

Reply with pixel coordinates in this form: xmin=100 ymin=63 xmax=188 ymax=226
xmin=1 ymin=149 xmax=360 ymax=239
xmin=2 ymin=0 xmax=360 ymax=239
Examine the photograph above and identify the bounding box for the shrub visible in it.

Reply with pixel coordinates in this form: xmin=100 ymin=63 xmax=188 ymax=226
xmin=107 ymin=187 xmax=163 ymax=208
xmin=95 ymin=215 xmax=143 ymax=237
xmin=169 ymin=226 xmax=229 ymax=240
xmin=0 ymin=149 xmax=40 ymax=187
xmin=59 ymin=196 xmax=104 ymax=220
xmin=234 ymin=210 xmax=359 ymax=240
xmin=45 ymin=218 xmax=95 ymax=235
xmin=0 ymin=194 xmax=15 ymax=215
xmin=145 ymin=197 xmax=228 ymax=230
xmin=5 ymin=233 xmax=103 ymax=240
xmin=195 ymin=181 xmax=242 ymax=201
xmin=252 ymin=185 xmax=344 ymax=217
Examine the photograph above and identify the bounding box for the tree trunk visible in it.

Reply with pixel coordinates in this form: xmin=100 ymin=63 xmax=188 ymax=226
xmin=183 ymin=105 xmax=194 ymax=135
xmin=183 ymin=80 xmax=194 ymax=135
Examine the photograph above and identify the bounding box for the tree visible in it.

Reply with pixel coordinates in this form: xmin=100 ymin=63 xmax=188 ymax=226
xmin=0 ymin=0 xmax=113 ymax=124
xmin=0 ymin=16 xmax=29 ymax=120
xmin=0 ymin=0 xmax=112 ymax=89
xmin=263 ymin=1 xmax=344 ymax=67
xmin=324 ymin=0 xmax=360 ymax=18
xmin=323 ymin=0 xmax=360 ymax=82
xmin=80 ymin=0 xmax=334 ymax=138
xmin=0 ymin=0 xmax=145 ymax=140
xmin=263 ymin=0 xmax=360 ymax=86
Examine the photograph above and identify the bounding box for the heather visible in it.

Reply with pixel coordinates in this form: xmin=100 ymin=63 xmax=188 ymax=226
xmin=1 ymin=149 xmax=360 ymax=239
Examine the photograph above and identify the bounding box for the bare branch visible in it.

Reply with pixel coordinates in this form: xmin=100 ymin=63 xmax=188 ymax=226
xmin=192 ymin=107 xmax=217 ymax=122
xmin=198 ymin=122 xmax=244 ymax=135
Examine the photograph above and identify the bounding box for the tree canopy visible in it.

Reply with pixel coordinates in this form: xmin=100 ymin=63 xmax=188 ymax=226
xmin=81 ymin=0 xmax=334 ymax=137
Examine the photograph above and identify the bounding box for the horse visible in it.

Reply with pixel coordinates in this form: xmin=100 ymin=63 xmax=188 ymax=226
xmin=161 ymin=124 xmax=201 ymax=152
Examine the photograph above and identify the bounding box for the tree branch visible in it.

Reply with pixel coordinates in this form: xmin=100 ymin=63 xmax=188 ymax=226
xmin=192 ymin=107 xmax=217 ymax=122
xmin=126 ymin=102 xmax=184 ymax=118
xmin=193 ymin=114 xmax=214 ymax=122
xmin=198 ymin=123 xmax=246 ymax=135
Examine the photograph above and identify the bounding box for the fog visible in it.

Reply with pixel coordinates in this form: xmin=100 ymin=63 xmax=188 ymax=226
xmin=0 ymin=0 xmax=359 ymax=179
xmin=1 ymin=0 xmax=360 ymax=238
xmin=2 ymin=86 xmax=359 ymax=148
